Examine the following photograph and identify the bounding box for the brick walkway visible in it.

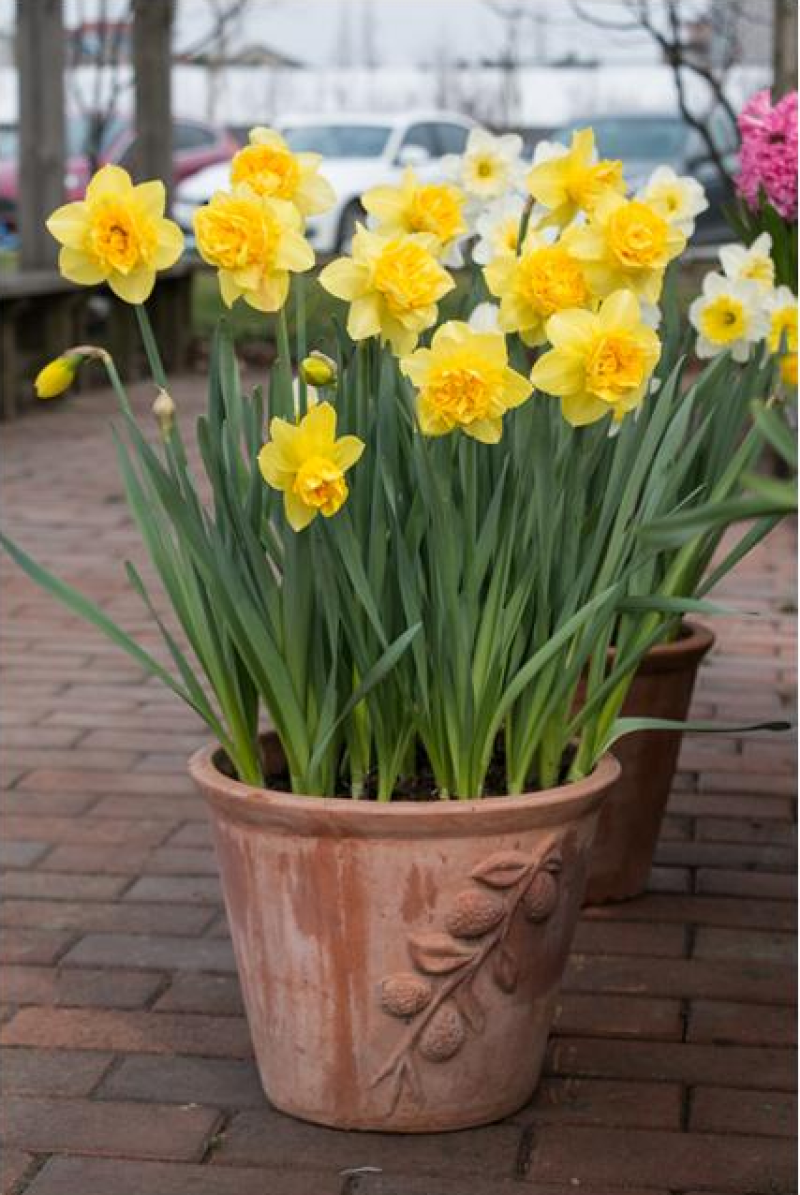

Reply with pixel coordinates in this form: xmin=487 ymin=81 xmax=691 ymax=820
xmin=1 ymin=377 xmax=796 ymax=1195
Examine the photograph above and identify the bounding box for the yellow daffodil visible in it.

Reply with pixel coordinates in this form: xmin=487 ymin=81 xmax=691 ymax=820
xmin=719 ymin=232 xmax=775 ymax=291
xmin=319 ymin=225 xmax=454 ymax=356
xmin=688 ymin=272 xmax=768 ymax=363
xmin=526 ymin=129 xmax=626 ymax=226
xmin=194 ymin=185 xmax=314 ymax=312
xmin=400 ymin=321 xmax=532 ymax=443
xmin=257 ymin=402 xmax=364 ymax=531
xmin=531 ymin=290 xmax=661 ymax=427
xmin=566 ymin=192 xmax=685 ymax=305
xmin=362 ymin=167 xmax=467 ymax=258
xmin=765 ymin=285 xmax=798 ymax=386
xmin=46 ymin=165 xmax=183 ymax=304
xmin=230 ymin=126 xmax=335 ymax=217
xmin=34 ymin=353 xmax=82 ymax=398
xmin=483 ymin=232 xmax=591 ymax=347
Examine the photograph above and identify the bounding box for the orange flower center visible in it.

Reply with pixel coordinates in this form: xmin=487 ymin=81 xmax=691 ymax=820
xmin=606 ymin=201 xmax=668 ymax=269
xmin=586 ymin=333 xmax=646 ymax=400
xmin=373 ymin=241 xmax=447 ymax=313
xmin=292 ymin=455 xmax=348 ymax=515
xmin=194 ymin=196 xmax=278 ymax=272
xmin=407 ymin=185 xmax=463 ymax=243
xmin=425 ymin=366 xmax=496 ymax=425
xmin=231 ymin=144 xmax=300 ymax=200
xmin=89 ymin=200 xmax=154 ymax=273
xmin=517 ymin=245 xmax=589 ymax=316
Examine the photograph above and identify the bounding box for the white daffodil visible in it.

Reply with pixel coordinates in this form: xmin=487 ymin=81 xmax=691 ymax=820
xmin=719 ymin=232 xmax=775 ymax=291
xmin=442 ymin=128 xmax=526 ymax=205
xmin=467 ymin=301 xmax=502 ymax=332
xmin=473 ymin=196 xmax=534 ymax=264
xmin=638 ymin=165 xmax=708 ymax=237
xmin=689 ymin=272 xmax=768 ymax=362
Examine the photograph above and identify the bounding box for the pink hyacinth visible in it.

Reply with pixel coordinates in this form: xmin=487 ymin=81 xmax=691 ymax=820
xmin=736 ymin=88 xmax=798 ymax=221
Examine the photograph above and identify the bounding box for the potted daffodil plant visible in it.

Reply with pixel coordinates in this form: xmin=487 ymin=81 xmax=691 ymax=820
xmin=5 ymin=122 xmax=788 ymax=1132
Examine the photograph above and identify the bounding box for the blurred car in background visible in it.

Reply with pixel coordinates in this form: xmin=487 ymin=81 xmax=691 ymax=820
xmin=173 ymin=110 xmax=477 ymax=254
xmin=0 ymin=116 xmax=238 ymax=234
xmin=551 ymin=111 xmax=737 ymax=244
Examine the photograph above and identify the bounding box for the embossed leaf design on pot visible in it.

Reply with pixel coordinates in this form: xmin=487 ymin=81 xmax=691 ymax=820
xmin=492 ymin=944 xmax=519 ymax=993
xmin=373 ymin=836 xmax=564 ymax=1113
xmin=470 ymin=849 xmax=531 ymax=888
xmin=408 ymin=932 xmax=475 ymax=975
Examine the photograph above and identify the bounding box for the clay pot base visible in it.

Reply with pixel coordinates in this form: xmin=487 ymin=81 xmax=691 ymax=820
xmin=190 ymin=734 xmax=620 ymax=1132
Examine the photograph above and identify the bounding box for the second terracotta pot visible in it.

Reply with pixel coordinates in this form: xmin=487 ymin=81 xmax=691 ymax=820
xmin=584 ymin=621 xmax=715 ymax=906
xmin=190 ymin=734 xmax=620 ymax=1132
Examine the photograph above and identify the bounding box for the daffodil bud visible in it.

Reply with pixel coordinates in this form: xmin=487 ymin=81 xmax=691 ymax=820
xmin=34 ymin=353 xmax=83 ymax=399
xmin=152 ymin=388 xmax=176 ymax=440
xmin=300 ymin=351 xmax=337 ymax=389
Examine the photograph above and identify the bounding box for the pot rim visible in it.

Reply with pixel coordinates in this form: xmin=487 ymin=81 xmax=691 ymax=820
xmin=189 ymin=732 xmax=621 ymax=840
xmin=613 ymin=619 xmax=715 ymax=677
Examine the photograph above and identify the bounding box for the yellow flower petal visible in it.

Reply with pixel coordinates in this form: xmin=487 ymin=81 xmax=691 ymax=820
xmin=275 ymin=230 xmax=315 ymax=273
xmin=86 ymin=164 xmax=134 ymax=202
xmin=257 ymin=442 xmax=292 ymax=490
xmin=154 ymin=220 xmax=185 ymax=270
xmin=597 ymin=289 xmax=641 ymax=330
xmin=348 ymin=294 xmax=383 ymax=341
xmin=108 ymin=267 xmax=156 ymax=304
xmin=502 ymin=367 xmax=533 ymax=409
xmin=332 ymin=435 xmax=366 ymax=471
xmin=46 ymin=202 xmax=89 ymax=249
xmin=218 ymin=270 xmax=243 ymax=308
xmin=560 ymin=391 xmax=612 ymax=427
xmin=545 ymin=309 xmax=598 ymax=354
xmin=284 ymin=490 xmax=318 ymax=531
xmin=134 ymin=180 xmax=166 ymax=219
xmin=465 ymin=418 xmax=503 ymax=444
xmin=58 ymin=245 xmax=106 ymax=286
xmin=319 ymin=257 xmax=370 ymax=301
xmin=530 ymin=350 xmax=584 ymax=397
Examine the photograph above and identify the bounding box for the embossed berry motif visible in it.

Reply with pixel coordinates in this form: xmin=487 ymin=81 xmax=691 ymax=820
xmin=373 ymin=835 xmax=563 ymax=1112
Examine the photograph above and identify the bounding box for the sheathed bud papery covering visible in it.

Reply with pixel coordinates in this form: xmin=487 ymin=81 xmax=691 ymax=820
xmin=152 ymin=388 xmax=177 ymax=440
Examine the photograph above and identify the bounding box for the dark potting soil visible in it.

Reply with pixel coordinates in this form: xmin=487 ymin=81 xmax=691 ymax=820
xmin=216 ymin=739 xmax=576 ymax=801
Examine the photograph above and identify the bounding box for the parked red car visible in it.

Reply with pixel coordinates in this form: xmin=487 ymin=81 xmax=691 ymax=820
xmin=0 ymin=115 xmax=237 ymax=232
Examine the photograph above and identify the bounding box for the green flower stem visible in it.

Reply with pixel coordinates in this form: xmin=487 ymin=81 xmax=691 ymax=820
xmin=294 ymin=275 xmax=308 ymax=418
xmin=134 ymin=304 xmax=169 ymax=389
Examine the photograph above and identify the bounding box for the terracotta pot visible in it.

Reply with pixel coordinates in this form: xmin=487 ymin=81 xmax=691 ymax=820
xmin=189 ymin=734 xmax=620 ymax=1132
xmin=584 ymin=620 xmax=715 ymax=906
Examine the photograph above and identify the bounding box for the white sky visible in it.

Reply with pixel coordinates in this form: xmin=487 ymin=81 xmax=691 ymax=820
xmin=178 ymin=0 xmax=660 ymax=67
xmin=0 ymin=0 xmax=662 ymax=66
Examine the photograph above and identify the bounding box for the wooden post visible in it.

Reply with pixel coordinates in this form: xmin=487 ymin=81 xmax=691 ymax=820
xmin=17 ymin=0 xmax=66 ymax=270
xmin=132 ymin=0 xmax=174 ymax=203
xmin=773 ymin=0 xmax=798 ymax=99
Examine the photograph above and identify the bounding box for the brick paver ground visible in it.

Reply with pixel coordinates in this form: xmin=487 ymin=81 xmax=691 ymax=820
xmin=1 ymin=376 xmax=796 ymax=1195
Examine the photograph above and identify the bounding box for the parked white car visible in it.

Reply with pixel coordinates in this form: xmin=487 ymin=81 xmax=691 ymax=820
xmin=172 ymin=110 xmax=476 ymax=254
